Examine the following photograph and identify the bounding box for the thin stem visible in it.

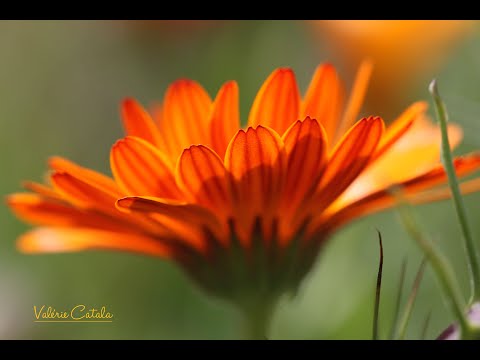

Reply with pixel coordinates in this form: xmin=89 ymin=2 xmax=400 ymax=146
xmin=389 ymin=258 xmax=407 ymax=339
xmin=396 ymin=259 xmax=426 ymax=340
xmin=395 ymin=196 xmax=471 ymax=337
xmin=372 ymin=230 xmax=384 ymax=340
xmin=429 ymin=80 xmax=480 ymax=302
xmin=420 ymin=311 xmax=432 ymax=340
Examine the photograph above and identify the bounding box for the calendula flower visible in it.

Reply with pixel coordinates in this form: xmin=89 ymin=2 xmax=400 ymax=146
xmin=7 ymin=62 xmax=480 ymax=336
xmin=311 ymin=20 xmax=476 ymax=115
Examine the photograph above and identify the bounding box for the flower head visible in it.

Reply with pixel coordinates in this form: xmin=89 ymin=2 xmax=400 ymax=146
xmin=7 ymin=63 xmax=480 ymax=311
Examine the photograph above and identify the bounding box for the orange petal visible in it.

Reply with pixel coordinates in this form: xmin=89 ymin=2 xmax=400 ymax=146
xmin=176 ymin=145 xmax=230 ymax=216
xmin=372 ymin=101 xmax=428 ymax=161
xmin=209 ymin=81 xmax=240 ymax=158
xmin=121 ymin=98 xmax=164 ymax=148
xmin=49 ymin=169 xmax=171 ymax=236
xmin=301 ymin=63 xmax=345 ymax=142
xmin=159 ymin=79 xmax=212 ymax=159
xmin=312 ymin=117 xmax=384 ymax=211
xmin=110 ymin=136 xmax=181 ymax=198
xmin=117 ymin=196 xmax=225 ymax=250
xmin=225 ymin=125 xmax=286 ymax=244
xmin=22 ymin=181 xmax=62 ymax=200
xmin=406 ymin=177 xmax=480 ymax=205
xmin=48 ymin=156 xmax=121 ymax=197
xmin=50 ymin=172 xmax=120 ymax=212
xmin=7 ymin=193 xmax=82 ymax=226
xmin=279 ymin=117 xmax=328 ymax=242
xmin=317 ymin=152 xmax=480 ymax=235
xmin=18 ymin=227 xmax=170 ymax=258
xmin=334 ymin=60 xmax=373 ymax=143
xmin=150 ymin=102 xmax=163 ymax=127
xmin=340 ymin=115 xmax=463 ymax=204
xmin=248 ymin=68 xmax=301 ymax=135
xmin=6 ymin=193 xmax=133 ymax=232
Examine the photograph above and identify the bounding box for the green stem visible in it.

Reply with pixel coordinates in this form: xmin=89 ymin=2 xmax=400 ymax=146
xmin=430 ymin=80 xmax=480 ymax=303
xmin=395 ymin=197 xmax=471 ymax=337
xmin=241 ymin=301 xmax=274 ymax=340
xmin=396 ymin=259 xmax=426 ymax=340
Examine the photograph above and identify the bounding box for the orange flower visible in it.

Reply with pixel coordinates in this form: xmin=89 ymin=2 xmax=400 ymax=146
xmin=311 ymin=20 xmax=476 ymax=116
xmin=7 ymin=63 xmax=480 ymax=311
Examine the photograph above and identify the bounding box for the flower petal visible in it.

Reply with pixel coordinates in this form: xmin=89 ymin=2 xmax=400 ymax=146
xmin=372 ymin=101 xmax=428 ymax=161
xmin=176 ymin=145 xmax=230 ymax=216
xmin=313 ymin=116 xmax=384 ymax=211
xmin=6 ymin=193 xmax=132 ymax=232
xmin=334 ymin=60 xmax=373 ymax=143
xmin=22 ymin=181 xmax=62 ymax=200
xmin=301 ymin=63 xmax=345 ymax=142
xmin=340 ymin=115 xmax=463 ymax=205
xmin=317 ymin=152 xmax=480 ymax=235
xmin=50 ymin=172 xmax=120 ymax=212
xmin=279 ymin=117 xmax=328 ymax=243
xmin=159 ymin=79 xmax=212 ymax=159
xmin=18 ymin=227 xmax=170 ymax=258
xmin=225 ymin=125 xmax=286 ymax=244
xmin=248 ymin=68 xmax=301 ymax=135
xmin=117 ymin=196 xmax=225 ymax=250
xmin=110 ymin=136 xmax=181 ymax=198
xmin=209 ymin=81 xmax=240 ymax=158
xmin=49 ymin=156 xmax=121 ymax=196
xmin=121 ymin=98 xmax=164 ymax=148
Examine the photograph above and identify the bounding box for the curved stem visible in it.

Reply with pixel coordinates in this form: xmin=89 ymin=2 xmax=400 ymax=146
xmin=395 ymin=196 xmax=471 ymax=337
xmin=430 ymin=80 xmax=480 ymax=303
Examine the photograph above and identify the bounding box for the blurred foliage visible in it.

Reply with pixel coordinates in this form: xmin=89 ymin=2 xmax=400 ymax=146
xmin=1 ymin=20 xmax=480 ymax=339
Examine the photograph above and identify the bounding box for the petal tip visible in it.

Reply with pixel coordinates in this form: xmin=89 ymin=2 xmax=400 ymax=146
xmin=169 ymin=78 xmax=199 ymax=90
xmin=121 ymin=97 xmax=137 ymax=107
xmin=115 ymin=197 xmax=134 ymax=210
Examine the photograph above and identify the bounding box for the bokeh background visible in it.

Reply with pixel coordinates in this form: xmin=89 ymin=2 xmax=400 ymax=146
xmin=1 ymin=20 xmax=480 ymax=339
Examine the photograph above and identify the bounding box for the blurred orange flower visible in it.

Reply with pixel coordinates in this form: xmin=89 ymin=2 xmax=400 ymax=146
xmin=7 ymin=62 xmax=480 ymax=309
xmin=311 ymin=20 xmax=476 ymax=116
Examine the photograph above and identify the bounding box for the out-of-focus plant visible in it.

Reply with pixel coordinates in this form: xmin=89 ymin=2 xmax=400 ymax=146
xmin=310 ymin=20 xmax=476 ymax=117
xmin=393 ymin=81 xmax=480 ymax=340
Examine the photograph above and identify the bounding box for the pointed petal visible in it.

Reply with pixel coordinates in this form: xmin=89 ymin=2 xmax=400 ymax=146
xmin=22 ymin=181 xmax=62 ymax=200
xmin=117 ymin=196 xmax=225 ymax=250
xmin=18 ymin=227 xmax=170 ymax=258
xmin=313 ymin=116 xmax=384 ymax=211
xmin=150 ymin=102 xmax=163 ymax=127
xmin=373 ymin=101 xmax=428 ymax=161
xmin=110 ymin=136 xmax=181 ymax=198
xmin=334 ymin=60 xmax=373 ymax=142
xmin=176 ymin=145 xmax=230 ymax=215
xmin=225 ymin=125 xmax=286 ymax=244
xmin=341 ymin=115 xmax=463 ymax=204
xmin=121 ymin=98 xmax=164 ymax=148
xmin=406 ymin=178 xmax=480 ymax=206
xmin=317 ymin=152 xmax=480 ymax=235
xmin=279 ymin=117 xmax=328 ymax=243
xmin=50 ymin=172 xmax=120 ymax=212
xmin=248 ymin=68 xmax=301 ymax=135
xmin=301 ymin=63 xmax=345 ymax=142
xmin=6 ymin=193 xmax=132 ymax=232
xmin=209 ymin=81 xmax=240 ymax=158
xmin=159 ymin=79 xmax=212 ymax=159
xmin=49 ymin=156 xmax=120 ymax=196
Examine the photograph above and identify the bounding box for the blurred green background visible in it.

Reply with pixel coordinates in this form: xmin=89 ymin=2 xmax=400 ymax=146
xmin=1 ymin=20 xmax=480 ymax=339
